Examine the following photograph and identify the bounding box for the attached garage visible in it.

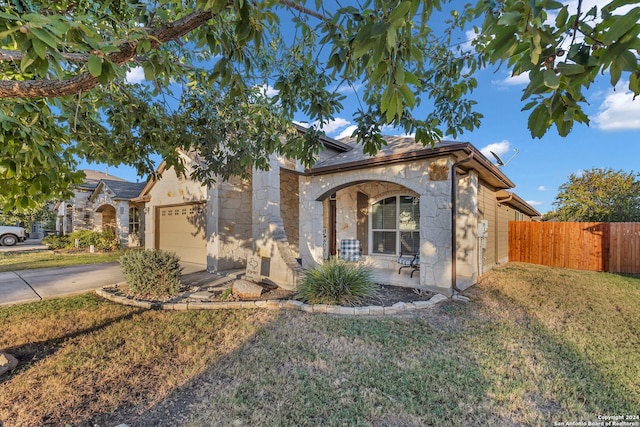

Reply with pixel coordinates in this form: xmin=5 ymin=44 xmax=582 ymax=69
xmin=156 ymin=203 xmax=207 ymax=265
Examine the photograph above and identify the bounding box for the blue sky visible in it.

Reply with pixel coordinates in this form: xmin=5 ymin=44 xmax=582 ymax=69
xmin=80 ymin=1 xmax=640 ymax=215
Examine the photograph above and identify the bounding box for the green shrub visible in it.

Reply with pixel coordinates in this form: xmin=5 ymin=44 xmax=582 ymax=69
xmin=296 ymin=258 xmax=377 ymax=306
xmin=119 ymin=249 xmax=183 ymax=299
xmin=42 ymin=234 xmax=71 ymax=249
xmin=49 ymin=230 xmax=121 ymax=251
xmin=68 ymin=230 xmax=101 ymax=248
xmin=96 ymin=229 xmax=120 ymax=251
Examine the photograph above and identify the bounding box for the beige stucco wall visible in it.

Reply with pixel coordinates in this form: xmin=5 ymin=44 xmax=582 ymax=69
xmin=143 ymin=159 xmax=214 ymax=268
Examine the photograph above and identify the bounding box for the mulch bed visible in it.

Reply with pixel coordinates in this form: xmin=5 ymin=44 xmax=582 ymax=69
xmin=102 ymin=281 xmax=434 ymax=308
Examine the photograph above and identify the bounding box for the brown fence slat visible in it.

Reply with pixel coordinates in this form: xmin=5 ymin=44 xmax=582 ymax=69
xmin=508 ymin=221 xmax=640 ymax=274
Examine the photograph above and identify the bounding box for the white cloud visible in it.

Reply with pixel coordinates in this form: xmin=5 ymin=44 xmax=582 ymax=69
xmin=320 ymin=118 xmax=351 ymax=134
xmin=526 ymin=200 xmax=544 ymax=206
xmin=480 ymin=140 xmax=510 ymax=160
xmin=335 ymin=125 xmax=358 ymax=140
xmin=492 ymin=71 xmax=530 ymax=87
xmin=125 ymin=66 xmax=145 ymax=84
xmin=592 ymin=85 xmax=640 ymax=131
xmin=257 ymin=84 xmax=279 ymax=98
xmin=538 ymin=186 xmax=548 ymax=191
xmin=336 ymin=83 xmax=363 ymax=94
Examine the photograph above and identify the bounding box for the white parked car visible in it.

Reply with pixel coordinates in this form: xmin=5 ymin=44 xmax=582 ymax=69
xmin=0 ymin=225 xmax=27 ymax=246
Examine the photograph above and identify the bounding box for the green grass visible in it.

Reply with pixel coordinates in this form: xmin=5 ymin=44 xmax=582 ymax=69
xmin=0 ymin=250 xmax=123 ymax=272
xmin=1 ymin=263 xmax=638 ymax=426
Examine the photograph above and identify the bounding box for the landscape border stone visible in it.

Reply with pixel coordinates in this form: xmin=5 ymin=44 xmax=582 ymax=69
xmin=95 ymin=286 xmax=450 ymax=316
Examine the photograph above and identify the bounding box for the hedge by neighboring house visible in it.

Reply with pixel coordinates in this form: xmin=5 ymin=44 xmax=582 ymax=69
xmin=133 ymin=127 xmax=540 ymax=296
xmin=54 ymin=170 xmax=147 ymax=247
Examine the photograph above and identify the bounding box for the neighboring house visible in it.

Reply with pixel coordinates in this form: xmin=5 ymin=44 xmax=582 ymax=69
xmin=137 ymin=128 xmax=540 ymax=296
xmin=54 ymin=170 xmax=147 ymax=246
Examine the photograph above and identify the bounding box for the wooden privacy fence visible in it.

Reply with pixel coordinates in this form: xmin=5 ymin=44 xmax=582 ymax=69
xmin=509 ymin=221 xmax=640 ymax=274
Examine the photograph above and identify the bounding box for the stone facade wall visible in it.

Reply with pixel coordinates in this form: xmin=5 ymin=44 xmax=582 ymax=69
xmin=250 ymin=157 xmax=303 ymax=290
xmin=57 ymin=186 xmax=143 ymax=247
xmin=300 ymin=157 xmax=465 ymax=294
xmin=217 ymin=176 xmax=253 ymax=270
xmin=280 ymin=168 xmax=300 ymax=254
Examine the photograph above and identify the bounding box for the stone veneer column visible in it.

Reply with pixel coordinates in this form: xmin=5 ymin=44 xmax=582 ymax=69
xmin=206 ymin=182 xmax=219 ymax=272
xmin=251 ymin=157 xmax=302 ymax=290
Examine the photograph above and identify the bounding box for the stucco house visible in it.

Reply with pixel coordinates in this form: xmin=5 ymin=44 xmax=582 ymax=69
xmin=136 ymin=129 xmax=539 ymax=296
xmin=55 ymin=170 xmax=147 ymax=246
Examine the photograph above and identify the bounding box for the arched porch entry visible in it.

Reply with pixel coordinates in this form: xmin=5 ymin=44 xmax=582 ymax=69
xmin=299 ymin=159 xmax=459 ymax=294
xmin=95 ymin=204 xmax=116 ymax=232
xmin=316 ymin=180 xmax=420 ymax=258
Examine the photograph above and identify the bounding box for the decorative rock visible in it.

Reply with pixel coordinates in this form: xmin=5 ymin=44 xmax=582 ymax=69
xmin=232 ymin=279 xmax=264 ymax=299
xmin=339 ymin=306 xmax=356 ymax=315
xmin=392 ymin=302 xmax=407 ymax=311
xmin=312 ymin=304 xmax=328 ymax=313
xmin=369 ymin=306 xmax=384 ymax=315
xmin=0 ymin=352 xmax=18 ymax=376
xmin=412 ymin=301 xmax=431 ymax=309
xmin=266 ymin=300 xmax=281 ymax=310
xmin=185 ymin=291 xmax=214 ymax=301
xmin=354 ymin=306 xmax=370 ymax=316
xmin=452 ymin=294 xmax=470 ymax=303
xmin=428 ymin=294 xmax=449 ymax=305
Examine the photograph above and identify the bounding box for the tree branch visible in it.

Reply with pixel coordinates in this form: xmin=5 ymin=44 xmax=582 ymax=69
xmin=0 ymin=10 xmax=213 ymax=98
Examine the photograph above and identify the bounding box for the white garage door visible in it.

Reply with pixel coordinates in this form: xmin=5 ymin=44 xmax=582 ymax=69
xmin=157 ymin=204 xmax=207 ymax=265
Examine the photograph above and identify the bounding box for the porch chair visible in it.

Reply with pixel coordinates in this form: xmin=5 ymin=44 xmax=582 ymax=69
xmin=397 ymin=252 xmax=420 ymax=278
xmin=340 ymin=239 xmax=362 ymax=262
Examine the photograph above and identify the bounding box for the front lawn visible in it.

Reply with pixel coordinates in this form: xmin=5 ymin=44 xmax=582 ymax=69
xmin=0 ymin=250 xmax=124 ymax=272
xmin=0 ymin=263 xmax=638 ymax=426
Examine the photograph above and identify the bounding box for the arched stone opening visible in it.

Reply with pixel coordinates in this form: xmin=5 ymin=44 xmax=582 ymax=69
xmin=95 ymin=204 xmax=116 ymax=232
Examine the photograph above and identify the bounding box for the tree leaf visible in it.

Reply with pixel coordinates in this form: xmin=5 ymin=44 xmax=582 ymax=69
xmin=31 ymin=38 xmax=47 ymax=59
xmin=543 ymin=69 xmax=560 ymax=89
xmin=603 ymin=7 xmax=640 ymax=44
xmin=87 ymin=55 xmax=103 ymax=77
xmin=557 ymin=62 xmax=585 ymax=76
xmin=528 ymin=105 xmax=550 ymax=138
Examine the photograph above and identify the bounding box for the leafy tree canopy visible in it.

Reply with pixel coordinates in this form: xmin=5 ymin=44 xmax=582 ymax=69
xmin=1 ymin=0 xmax=639 ymax=210
xmin=553 ymin=168 xmax=640 ymax=222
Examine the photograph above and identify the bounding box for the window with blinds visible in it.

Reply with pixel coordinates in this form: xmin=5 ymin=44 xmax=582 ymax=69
xmin=371 ymin=195 xmax=419 ymax=255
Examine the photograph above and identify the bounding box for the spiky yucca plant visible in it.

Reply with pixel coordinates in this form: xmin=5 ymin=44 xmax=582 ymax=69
xmin=297 ymin=258 xmax=377 ymax=306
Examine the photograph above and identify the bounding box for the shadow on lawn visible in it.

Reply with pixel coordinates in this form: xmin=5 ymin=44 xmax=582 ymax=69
xmin=1 ymin=307 xmax=147 ymax=385
xmin=86 ymin=308 xmax=496 ymax=427
xmin=461 ymin=285 xmax=639 ymax=421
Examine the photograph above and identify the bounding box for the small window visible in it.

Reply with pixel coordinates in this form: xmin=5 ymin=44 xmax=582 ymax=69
xmin=129 ymin=207 xmax=140 ymax=234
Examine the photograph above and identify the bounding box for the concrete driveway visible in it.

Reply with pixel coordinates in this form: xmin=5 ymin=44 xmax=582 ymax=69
xmin=0 ymin=263 xmax=125 ymax=306
xmin=0 ymin=262 xmax=208 ymax=306
xmin=0 ymin=238 xmax=48 ymax=253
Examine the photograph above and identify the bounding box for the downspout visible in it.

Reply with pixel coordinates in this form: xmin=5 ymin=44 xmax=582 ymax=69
xmin=451 ymin=153 xmax=474 ymax=294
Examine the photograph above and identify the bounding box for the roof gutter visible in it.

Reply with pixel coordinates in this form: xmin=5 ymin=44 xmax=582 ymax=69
xmin=451 ymin=152 xmax=474 ymax=295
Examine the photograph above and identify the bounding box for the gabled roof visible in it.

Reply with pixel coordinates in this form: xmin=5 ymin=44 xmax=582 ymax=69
xmin=307 ymin=136 xmax=515 ymax=190
xmin=89 ymin=179 xmax=147 ymax=202
xmin=78 ymin=170 xmax=127 ymax=190
xmin=292 ymin=123 xmax=352 ymax=152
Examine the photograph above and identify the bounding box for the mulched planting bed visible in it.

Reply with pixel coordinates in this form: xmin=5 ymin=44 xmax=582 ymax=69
xmin=101 ymin=281 xmax=434 ymax=307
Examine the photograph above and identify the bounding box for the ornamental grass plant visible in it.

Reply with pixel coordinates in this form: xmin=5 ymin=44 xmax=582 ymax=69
xmin=296 ymin=257 xmax=377 ymax=306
